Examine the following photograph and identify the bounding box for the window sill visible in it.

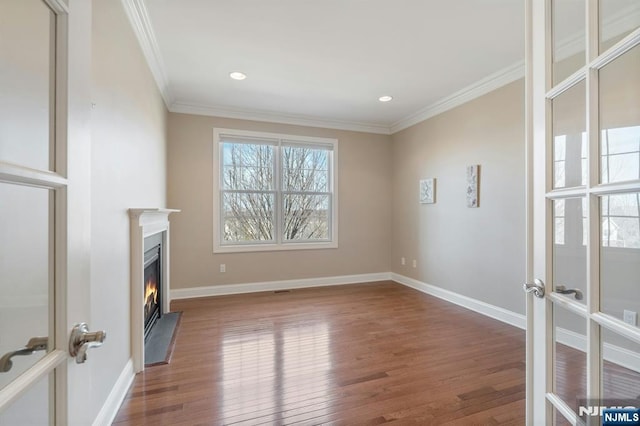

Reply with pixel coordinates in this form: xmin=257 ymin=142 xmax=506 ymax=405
xmin=213 ymin=241 xmax=338 ymax=254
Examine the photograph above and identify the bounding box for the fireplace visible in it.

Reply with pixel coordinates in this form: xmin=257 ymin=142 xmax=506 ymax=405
xmin=129 ymin=208 xmax=179 ymax=372
xmin=143 ymin=243 xmax=162 ymax=339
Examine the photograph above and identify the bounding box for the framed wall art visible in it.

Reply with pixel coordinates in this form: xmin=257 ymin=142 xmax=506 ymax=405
xmin=420 ymin=178 xmax=436 ymax=204
xmin=466 ymin=165 xmax=479 ymax=208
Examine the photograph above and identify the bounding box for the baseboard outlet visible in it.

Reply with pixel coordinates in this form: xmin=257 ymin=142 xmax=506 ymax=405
xmin=391 ymin=273 xmax=527 ymax=330
xmin=170 ymin=272 xmax=392 ymax=300
xmin=92 ymin=359 xmax=135 ymax=426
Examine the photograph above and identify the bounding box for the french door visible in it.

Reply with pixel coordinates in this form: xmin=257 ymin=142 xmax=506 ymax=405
xmin=0 ymin=0 xmax=95 ymax=424
xmin=527 ymin=0 xmax=640 ymax=425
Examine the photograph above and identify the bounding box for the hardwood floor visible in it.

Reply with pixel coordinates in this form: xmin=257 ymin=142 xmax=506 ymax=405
xmin=114 ymin=281 xmax=527 ymax=425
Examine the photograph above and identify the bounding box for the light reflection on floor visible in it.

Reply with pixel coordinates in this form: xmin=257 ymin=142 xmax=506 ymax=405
xmin=220 ymin=320 xmax=331 ymax=424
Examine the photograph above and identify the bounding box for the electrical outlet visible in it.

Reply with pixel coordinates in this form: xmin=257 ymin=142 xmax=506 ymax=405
xmin=401 ymin=257 xmax=406 ymax=265
xmin=412 ymin=259 xmax=417 ymax=268
xmin=220 ymin=264 xmax=226 ymax=273
xmin=623 ymin=310 xmax=637 ymax=326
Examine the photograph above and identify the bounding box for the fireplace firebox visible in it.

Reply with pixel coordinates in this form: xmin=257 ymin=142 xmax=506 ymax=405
xmin=143 ymin=244 xmax=162 ymax=339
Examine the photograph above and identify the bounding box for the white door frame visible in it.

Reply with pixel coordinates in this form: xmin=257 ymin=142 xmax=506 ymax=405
xmin=525 ymin=0 xmax=551 ymax=423
xmin=63 ymin=0 xmax=93 ymax=424
xmin=0 ymin=0 xmax=93 ymax=424
xmin=526 ymin=0 xmax=640 ymax=424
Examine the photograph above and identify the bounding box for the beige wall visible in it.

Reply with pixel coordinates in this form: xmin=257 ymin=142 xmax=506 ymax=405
xmin=89 ymin=0 xmax=167 ymax=416
xmin=390 ymin=80 xmax=527 ymax=315
xmin=167 ymin=113 xmax=391 ymax=288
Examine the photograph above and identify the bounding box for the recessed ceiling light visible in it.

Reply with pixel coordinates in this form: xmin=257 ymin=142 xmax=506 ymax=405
xmin=229 ymin=71 xmax=247 ymax=81
xmin=378 ymin=95 xmax=393 ymax=102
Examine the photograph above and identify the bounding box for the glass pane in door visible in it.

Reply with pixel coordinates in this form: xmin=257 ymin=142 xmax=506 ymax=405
xmin=552 ymin=81 xmax=586 ymax=189
xmin=554 ymin=305 xmax=587 ymax=414
xmin=600 ymin=0 xmax=640 ymax=53
xmin=553 ymin=408 xmax=573 ymax=426
xmin=600 ymin=193 xmax=640 ymax=325
xmin=0 ymin=373 xmax=51 ymax=425
xmin=553 ymin=198 xmax=587 ymax=304
xmin=552 ymin=0 xmax=586 ymax=84
xmin=0 ymin=183 xmax=52 ymax=389
xmin=599 ymin=44 xmax=640 ymax=184
xmin=0 ymin=0 xmax=55 ymax=171
xmin=553 ymin=407 xmax=572 ymax=426
xmin=602 ymin=328 xmax=640 ymax=401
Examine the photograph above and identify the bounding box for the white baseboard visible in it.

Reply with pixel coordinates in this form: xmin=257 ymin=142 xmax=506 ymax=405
xmin=98 ymin=272 xmax=639 ymax=425
xmin=391 ymin=273 xmax=639 ymax=373
xmin=556 ymin=328 xmax=640 ymax=373
xmin=170 ymin=272 xmax=392 ymax=300
xmin=92 ymin=359 xmax=135 ymax=426
xmin=391 ymin=273 xmax=527 ymax=329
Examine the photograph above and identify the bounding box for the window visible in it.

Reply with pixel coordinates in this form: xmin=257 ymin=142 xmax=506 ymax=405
xmin=601 ymin=125 xmax=640 ymax=184
xmin=601 ymin=193 xmax=640 ymax=249
xmin=214 ymin=128 xmax=338 ymax=253
xmin=553 ymin=197 xmax=587 ymax=246
xmin=553 ymin=132 xmax=587 ymax=189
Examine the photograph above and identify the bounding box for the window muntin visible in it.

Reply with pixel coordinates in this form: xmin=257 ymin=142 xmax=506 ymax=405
xmin=215 ymin=129 xmax=337 ymax=252
xmin=601 ymin=193 xmax=640 ymax=249
xmin=601 ymin=126 xmax=640 ymax=184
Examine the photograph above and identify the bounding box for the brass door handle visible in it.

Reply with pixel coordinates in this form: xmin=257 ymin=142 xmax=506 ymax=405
xmin=0 ymin=336 xmax=48 ymax=373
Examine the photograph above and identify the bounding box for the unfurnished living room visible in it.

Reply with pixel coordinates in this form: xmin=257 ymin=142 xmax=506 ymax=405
xmin=1 ymin=0 xmax=639 ymax=425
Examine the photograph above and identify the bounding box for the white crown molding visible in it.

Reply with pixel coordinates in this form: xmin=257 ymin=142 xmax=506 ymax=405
xmin=169 ymin=60 xmax=526 ymax=136
xmin=389 ymin=61 xmax=526 ymax=134
xmin=120 ymin=3 xmax=638 ymax=136
xmin=170 ymin=272 xmax=392 ymax=300
xmin=603 ymin=7 xmax=640 ymax=42
xmin=554 ymin=6 xmax=640 ymax=63
xmin=170 ymin=102 xmax=392 ymax=135
xmin=120 ymin=0 xmax=525 ymax=136
xmin=120 ymin=0 xmax=173 ymax=106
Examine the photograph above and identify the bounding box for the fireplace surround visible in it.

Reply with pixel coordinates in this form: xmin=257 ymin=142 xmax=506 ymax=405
xmin=129 ymin=208 xmax=179 ymax=372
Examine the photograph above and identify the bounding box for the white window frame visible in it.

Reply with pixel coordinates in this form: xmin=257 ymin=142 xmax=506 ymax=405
xmin=213 ymin=128 xmax=338 ymax=253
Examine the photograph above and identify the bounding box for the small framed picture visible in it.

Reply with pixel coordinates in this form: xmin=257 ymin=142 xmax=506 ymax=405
xmin=466 ymin=165 xmax=479 ymax=208
xmin=420 ymin=178 xmax=436 ymax=204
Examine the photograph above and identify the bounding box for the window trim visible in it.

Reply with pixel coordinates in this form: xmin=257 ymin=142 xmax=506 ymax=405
xmin=213 ymin=128 xmax=339 ymax=253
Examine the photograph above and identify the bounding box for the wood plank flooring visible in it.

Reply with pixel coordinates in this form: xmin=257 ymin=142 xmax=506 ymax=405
xmin=114 ymin=281 xmax=527 ymax=425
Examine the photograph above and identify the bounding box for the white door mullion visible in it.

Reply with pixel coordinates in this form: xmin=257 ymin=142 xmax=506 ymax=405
xmin=543 ymin=2 xmax=554 ymax=420
xmin=586 ymin=0 xmax=601 ymax=404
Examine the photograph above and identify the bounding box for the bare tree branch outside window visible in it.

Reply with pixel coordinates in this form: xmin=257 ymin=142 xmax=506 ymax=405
xmin=220 ymin=141 xmax=332 ymax=244
xmin=600 ymin=126 xmax=640 ymax=249
xmin=282 ymin=146 xmax=329 ymax=241
xmin=222 ymin=143 xmax=274 ymax=242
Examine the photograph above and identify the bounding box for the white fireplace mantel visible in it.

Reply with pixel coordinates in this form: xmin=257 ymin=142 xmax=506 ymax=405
xmin=129 ymin=208 xmax=179 ymax=373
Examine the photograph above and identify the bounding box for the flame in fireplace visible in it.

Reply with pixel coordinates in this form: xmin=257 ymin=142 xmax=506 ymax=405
xmin=145 ymin=278 xmax=158 ymax=308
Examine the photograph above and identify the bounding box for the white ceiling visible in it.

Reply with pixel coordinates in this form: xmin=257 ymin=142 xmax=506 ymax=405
xmin=130 ymin=0 xmax=526 ymax=134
